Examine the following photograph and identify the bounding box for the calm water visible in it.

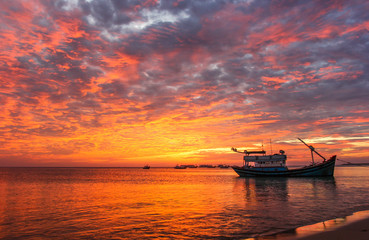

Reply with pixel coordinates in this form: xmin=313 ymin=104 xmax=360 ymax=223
xmin=1 ymin=167 xmax=369 ymax=239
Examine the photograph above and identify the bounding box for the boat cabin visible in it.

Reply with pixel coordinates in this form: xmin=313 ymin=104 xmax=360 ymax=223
xmin=243 ymin=150 xmax=288 ymax=171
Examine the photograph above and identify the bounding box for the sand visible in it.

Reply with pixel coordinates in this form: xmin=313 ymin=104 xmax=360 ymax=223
xmin=294 ymin=216 xmax=369 ymax=240
xmin=247 ymin=210 xmax=369 ymax=240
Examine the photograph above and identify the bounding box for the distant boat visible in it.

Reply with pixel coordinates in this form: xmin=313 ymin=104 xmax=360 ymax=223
xmin=199 ymin=164 xmax=216 ymax=168
xmin=174 ymin=165 xmax=187 ymax=169
xmin=231 ymin=138 xmax=336 ymax=177
xmin=218 ymin=164 xmax=230 ymax=168
xmin=184 ymin=164 xmax=198 ymax=168
xmin=341 ymin=162 xmax=369 ymax=166
xmin=143 ymin=165 xmax=150 ymax=169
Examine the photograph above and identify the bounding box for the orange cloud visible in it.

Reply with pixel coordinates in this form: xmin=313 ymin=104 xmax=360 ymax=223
xmin=1 ymin=0 xmax=369 ymax=167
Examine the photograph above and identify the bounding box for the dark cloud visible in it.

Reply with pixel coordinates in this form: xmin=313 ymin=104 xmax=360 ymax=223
xmin=98 ymin=79 xmax=127 ymax=101
xmin=28 ymin=124 xmax=78 ymax=137
xmin=1 ymin=0 xmax=369 ymax=164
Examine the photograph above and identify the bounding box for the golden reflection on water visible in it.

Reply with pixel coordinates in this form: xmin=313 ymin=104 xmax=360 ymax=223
xmin=0 ymin=168 xmax=247 ymax=239
xmin=0 ymin=167 xmax=368 ymax=239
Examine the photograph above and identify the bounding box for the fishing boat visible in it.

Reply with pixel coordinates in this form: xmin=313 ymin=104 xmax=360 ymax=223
xmin=231 ymin=138 xmax=336 ymax=177
xmin=218 ymin=164 xmax=230 ymax=168
xmin=143 ymin=165 xmax=150 ymax=169
xmin=199 ymin=164 xmax=216 ymax=168
xmin=174 ymin=164 xmax=187 ymax=169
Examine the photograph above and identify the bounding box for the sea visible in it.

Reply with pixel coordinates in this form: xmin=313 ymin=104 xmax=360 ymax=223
xmin=1 ymin=166 xmax=369 ymax=239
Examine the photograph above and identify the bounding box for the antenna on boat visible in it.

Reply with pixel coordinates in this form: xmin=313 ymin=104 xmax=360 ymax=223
xmin=269 ymin=139 xmax=273 ymax=155
xmin=298 ymin=138 xmax=326 ymax=164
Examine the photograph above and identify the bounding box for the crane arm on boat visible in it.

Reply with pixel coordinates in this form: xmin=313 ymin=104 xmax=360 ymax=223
xmin=297 ymin=138 xmax=326 ymax=161
xmin=231 ymin=147 xmax=266 ymax=155
xmin=231 ymin=147 xmax=244 ymax=153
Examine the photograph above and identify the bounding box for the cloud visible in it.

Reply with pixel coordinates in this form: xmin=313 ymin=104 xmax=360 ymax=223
xmin=0 ymin=0 xmax=369 ymax=165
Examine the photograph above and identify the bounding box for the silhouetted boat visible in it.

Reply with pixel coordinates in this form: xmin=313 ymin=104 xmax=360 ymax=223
xmin=231 ymin=138 xmax=336 ymax=177
xmin=143 ymin=165 xmax=150 ymax=169
xmin=184 ymin=164 xmax=198 ymax=168
xmin=199 ymin=164 xmax=216 ymax=168
xmin=218 ymin=164 xmax=230 ymax=168
xmin=341 ymin=162 xmax=369 ymax=166
xmin=174 ymin=165 xmax=187 ymax=169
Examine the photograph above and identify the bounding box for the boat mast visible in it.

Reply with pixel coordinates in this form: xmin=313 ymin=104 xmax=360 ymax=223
xmin=298 ymin=138 xmax=326 ymax=164
xmin=269 ymin=139 xmax=273 ymax=155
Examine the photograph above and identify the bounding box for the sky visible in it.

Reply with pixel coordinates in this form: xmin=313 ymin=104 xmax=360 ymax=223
xmin=1 ymin=0 xmax=369 ymax=167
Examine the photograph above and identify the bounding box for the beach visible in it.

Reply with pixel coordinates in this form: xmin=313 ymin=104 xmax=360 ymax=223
xmin=295 ymin=216 xmax=369 ymax=240
xmin=247 ymin=210 xmax=369 ymax=240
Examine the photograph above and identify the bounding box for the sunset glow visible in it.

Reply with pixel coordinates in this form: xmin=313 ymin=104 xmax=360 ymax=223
xmin=1 ymin=0 xmax=369 ymax=166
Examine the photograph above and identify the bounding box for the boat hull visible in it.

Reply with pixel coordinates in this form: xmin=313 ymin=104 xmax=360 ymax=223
xmin=232 ymin=155 xmax=336 ymax=177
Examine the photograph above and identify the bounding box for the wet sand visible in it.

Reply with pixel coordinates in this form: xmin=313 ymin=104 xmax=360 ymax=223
xmin=294 ymin=216 xmax=369 ymax=240
xmin=247 ymin=210 xmax=369 ymax=240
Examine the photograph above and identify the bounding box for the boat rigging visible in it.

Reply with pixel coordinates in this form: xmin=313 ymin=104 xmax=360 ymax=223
xmin=297 ymin=138 xmax=326 ymax=164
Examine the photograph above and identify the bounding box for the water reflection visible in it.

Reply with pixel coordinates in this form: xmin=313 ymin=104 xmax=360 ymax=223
xmin=234 ymin=176 xmax=338 ymax=237
xmin=0 ymin=167 xmax=364 ymax=240
xmin=243 ymin=178 xmax=289 ymax=203
xmin=235 ymin=177 xmax=336 ymax=204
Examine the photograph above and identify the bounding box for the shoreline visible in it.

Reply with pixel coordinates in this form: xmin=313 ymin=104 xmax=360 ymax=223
xmin=247 ymin=209 xmax=369 ymax=240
